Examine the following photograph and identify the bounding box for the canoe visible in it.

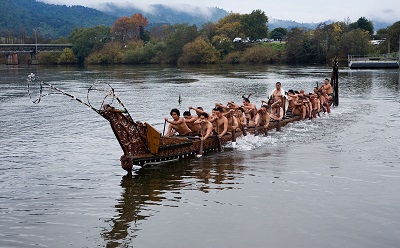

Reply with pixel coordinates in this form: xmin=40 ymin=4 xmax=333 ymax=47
xmin=101 ymin=105 xmax=302 ymax=172
xmin=27 ymin=69 xmax=338 ymax=174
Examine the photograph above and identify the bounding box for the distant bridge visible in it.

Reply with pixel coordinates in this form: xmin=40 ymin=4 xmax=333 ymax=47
xmin=0 ymin=43 xmax=73 ymax=65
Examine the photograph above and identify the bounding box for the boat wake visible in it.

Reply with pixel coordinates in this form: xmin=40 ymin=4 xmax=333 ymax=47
xmin=225 ymin=134 xmax=279 ymax=151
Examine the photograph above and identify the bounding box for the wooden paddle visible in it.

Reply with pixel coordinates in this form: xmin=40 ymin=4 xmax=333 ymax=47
xmin=197 ymin=138 xmax=204 ymax=157
xmin=162 ymin=119 xmax=167 ymax=136
xmin=231 ymin=114 xmax=237 ymax=148
xmin=276 ymin=103 xmax=281 ymax=131
xmin=197 ymin=122 xmax=205 ymax=157
xmin=216 ymin=117 xmax=222 ymax=152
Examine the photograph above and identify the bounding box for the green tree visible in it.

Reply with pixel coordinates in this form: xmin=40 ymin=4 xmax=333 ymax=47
xmin=285 ymin=28 xmax=315 ymax=63
xmin=178 ymin=37 xmax=219 ymax=64
xmin=378 ymin=21 xmax=400 ymax=55
xmin=122 ymin=41 xmax=167 ymax=64
xmin=211 ymin=34 xmax=234 ymax=57
xmin=241 ymin=44 xmax=278 ymax=63
xmin=86 ymin=42 xmax=123 ymax=64
xmin=339 ymin=29 xmax=373 ymax=57
xmin=38 ymin=52 xmax=59 ymax=64
xmin=214 ymin=13 xmax=244 ymax=40
xmin=162 ymin=24 xmax=199 ymax=64
xmin=241 ymin=9 xmax=268 ymax=40
xmin=269 ymin=27 xmax=287 ymax=40
xmin=349 ymin=17 xmax=374 ymax=36
xmin=375 ymin=27 xmax=388 ymax=40
xmin=312 ymin=22 xmax=345 ymax=63
xmin=200 ymin=22 xmax=217 ymax=41
xmin=69 ymin=26 xmax=111 ymax=63
xmin=58 ymin=48 xmax=78 ymax=64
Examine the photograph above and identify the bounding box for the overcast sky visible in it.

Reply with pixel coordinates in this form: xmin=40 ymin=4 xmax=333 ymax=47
xmin=41 ymin=0 xmax=399 ymax=23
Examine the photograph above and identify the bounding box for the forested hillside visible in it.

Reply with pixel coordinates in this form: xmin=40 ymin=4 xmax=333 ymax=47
xmin=0 ymin=0 xmax=228 ymax=38
xmin=0 ymin=0 xmax=115 ymax=38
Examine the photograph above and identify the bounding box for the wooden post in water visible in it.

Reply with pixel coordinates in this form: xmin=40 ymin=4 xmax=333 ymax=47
xmin=331 ymin=57 xmax=339 ymax=106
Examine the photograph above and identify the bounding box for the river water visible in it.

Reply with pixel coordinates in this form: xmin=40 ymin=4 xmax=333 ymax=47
xmin=0 ymin=64 xmax=399 ymax=248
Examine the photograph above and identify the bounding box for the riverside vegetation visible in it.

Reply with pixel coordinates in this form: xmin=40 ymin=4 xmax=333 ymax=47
xmin=3 ymin=10 xmax=400 ymax=66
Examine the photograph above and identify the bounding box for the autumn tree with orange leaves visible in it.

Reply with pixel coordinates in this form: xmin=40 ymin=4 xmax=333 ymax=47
xmin=111 ymin=14 xmax=148 ymax=44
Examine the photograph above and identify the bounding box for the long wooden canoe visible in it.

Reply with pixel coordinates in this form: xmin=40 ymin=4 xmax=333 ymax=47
xmin=101 ymin=105 xmax=302 ymax=172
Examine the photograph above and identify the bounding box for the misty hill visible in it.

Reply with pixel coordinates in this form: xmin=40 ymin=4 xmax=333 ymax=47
xmin=0 ymin=0 xmax=115 ymax=38
xmin=268 ymin=19 xmax=325 ymax=30
xmin=97 ymin=3 xmax=229 ymax=28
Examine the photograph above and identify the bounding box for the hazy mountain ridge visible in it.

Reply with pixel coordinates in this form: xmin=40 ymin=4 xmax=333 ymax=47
xmin=97 ymin=2 xmax=229 ymax=27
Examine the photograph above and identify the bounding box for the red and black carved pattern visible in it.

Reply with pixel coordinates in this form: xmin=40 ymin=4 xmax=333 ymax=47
xmin=103 ymin=109 xmax=148 ymax=156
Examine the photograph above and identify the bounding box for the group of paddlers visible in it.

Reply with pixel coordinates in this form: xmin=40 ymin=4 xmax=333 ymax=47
xmin=164 ymin=79 xmax=334 ymax=140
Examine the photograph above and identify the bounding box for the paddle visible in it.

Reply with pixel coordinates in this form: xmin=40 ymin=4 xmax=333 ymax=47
xmin=162 ymin=119 xmax=167 ymax=136
xmin=197 ymin=122 xmax=205 ymax=157
xmin=217 ymin=135 xmax=222 ymax=152
xmin=216 ymin=117 xmax=222 ymax=152
xmin=263 ymin=126 xmax=268 ymax=136
xmin=276 ymin=102 xmax=281 ymax=132
xmin=276 ymin=120 xmax=281 ymax=132
xmin=197 ymin=138 xmax=204 ymax=158
xmin=231 ymin=114 xmax=237 ymax=148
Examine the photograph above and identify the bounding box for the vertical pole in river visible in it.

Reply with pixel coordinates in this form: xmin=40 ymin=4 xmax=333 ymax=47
xmin=332 ymin=57 xmax=339 ymax=106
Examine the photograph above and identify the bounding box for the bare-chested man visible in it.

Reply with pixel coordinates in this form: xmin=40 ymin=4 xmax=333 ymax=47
xmin=213 ymin=106 xmax=229 ymax=138
xmin=164 ymin=108 xmax=192 ymax=136
xmin=234 ymin=107 xmax=246 ymax=130
xmin=241 ymin=95 xmax=257 ymax=114
xmin=269 ymin=82 xmax=288 ymax=115
xmin=270 ymin=100 xmax=284 ymax=121
xmin=293 ymin=94 xmax=307 ymax=119
xmin=321 ymin=89 xmax=331 ymax=113
xmin=320 ymin=78 xmax=333 ymax=100
xmin=254 ymin=105 xmax=270 ymax=135
xmin=183 ymin=110 xmax=201 ymax=134
xmin=194 ymin=112 xmax=214 ymax=141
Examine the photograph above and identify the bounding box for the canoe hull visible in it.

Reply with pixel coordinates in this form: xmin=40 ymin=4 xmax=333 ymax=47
xmin=102 ymin=106 xmax=302 ymax=172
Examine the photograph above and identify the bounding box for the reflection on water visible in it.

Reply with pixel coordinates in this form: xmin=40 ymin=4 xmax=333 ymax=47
xmin=103 ymin=155 xmax=245 ymax=247
xmin=0 ymin=65 xmax=399 ymax=247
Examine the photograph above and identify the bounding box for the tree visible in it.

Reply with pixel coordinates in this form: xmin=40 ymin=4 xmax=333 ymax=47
xmin=86 ymin=42 xmax=123 ymax=64
xmin=339 ymin=29 xmax=373 ymax=56
xmin=178 ymin=37 xmax=219 ymax=64
xmin=214 ymin=13 xmax=244 ymax=40
xmin=269 ymin=27 xmax=287 ymax=40
xmin=241 ymin=9 xmax=268 ymax=40
xmin=356 ymin=17 xmax=374 ymax=36
xmin=200 ymin=22 xmax=217 ymax=41
xmin=312 ymin=22 xmax=345 ymax=63
xmin=69 ymin=26 xmax=111 ymax=63
xmin=285 ymin=28 xmax=315 ymax=64
xmin=162 ymin=24 xmax=199 ymax=64
xmin=111 ymin=14 xmax=149 ymax=44
xmin=58 ymin=48 xmax=78 ymax=64
xmin=378 ymin=21 xmax=400 ymax=55
xmin=349 ymin=17 xmax=374 ymax=36
xmin=241 ymin=44 xmax=278 ymax=63
xmin=211 ymin=34 xmax=234 ymax=57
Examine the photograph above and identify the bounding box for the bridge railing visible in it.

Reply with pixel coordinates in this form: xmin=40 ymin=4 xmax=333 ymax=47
xmin=0 ymin=44 xmax=73 ymax=53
